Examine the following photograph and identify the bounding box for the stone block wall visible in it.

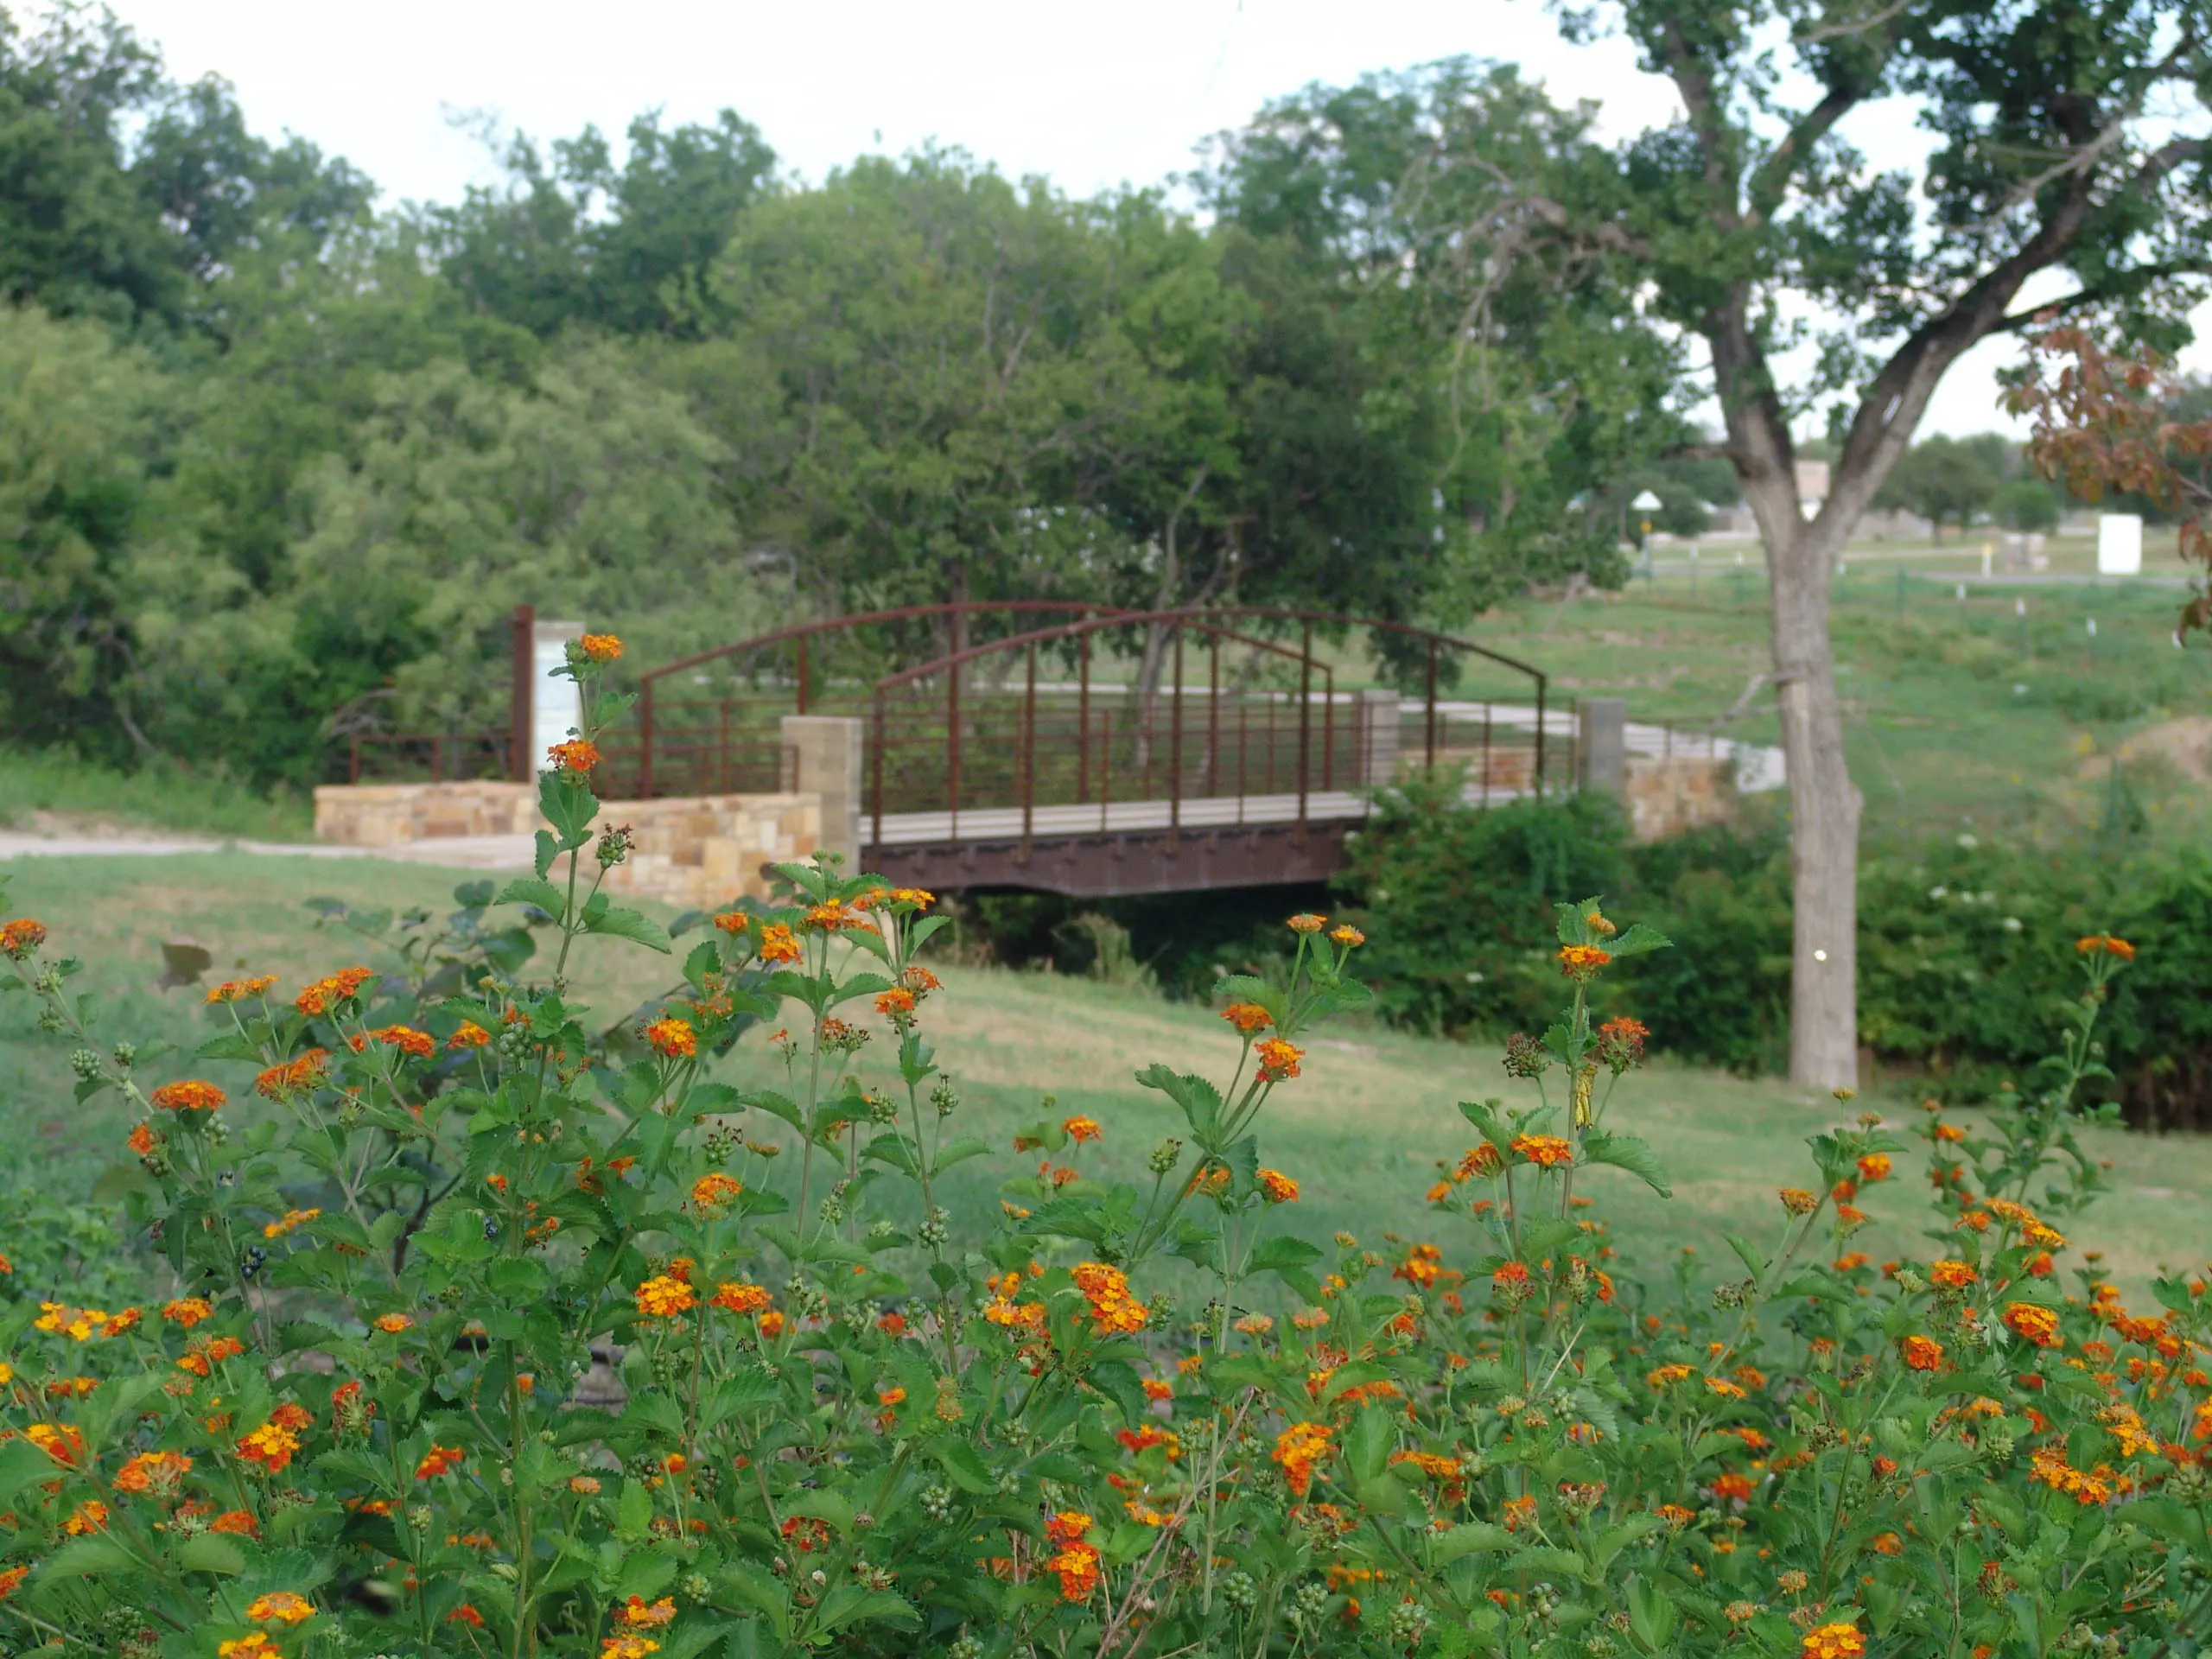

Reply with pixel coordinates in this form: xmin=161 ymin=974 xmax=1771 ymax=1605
xmin=314 ymin=781 xmax=823 ymax=906
xmin=1624 ymin=755 xmax=1738 ymax=842
xmin=313 ymin=781 xmax=537 ymax=846
xmin=594 ymin=793 xmax=822 ymax=909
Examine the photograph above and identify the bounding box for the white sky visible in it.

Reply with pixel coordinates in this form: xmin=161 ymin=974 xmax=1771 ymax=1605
xmin=67 ymin=0 xmax=2212 ymax=439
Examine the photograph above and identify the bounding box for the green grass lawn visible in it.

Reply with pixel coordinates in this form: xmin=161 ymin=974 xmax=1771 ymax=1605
xmin=1441 ymin=556 xmax=2212 ymax=850
xmin=6 ymin=851 xmax=2207 ymax=1300
xmin=0 ymin=747 xmax=313 ymax=841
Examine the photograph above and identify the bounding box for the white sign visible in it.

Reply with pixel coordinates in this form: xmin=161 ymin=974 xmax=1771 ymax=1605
xmin=1630 ymin=489 xmax=1663 ymax=512
xmin=2097 ymin=513 xmax=2143 ymax=575
xmin=531 ymin=620 xmax=586 ymax=768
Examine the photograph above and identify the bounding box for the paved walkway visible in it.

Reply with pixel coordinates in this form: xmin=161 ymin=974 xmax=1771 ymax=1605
xmin=0 ymin=830 xmax=536 ymax=871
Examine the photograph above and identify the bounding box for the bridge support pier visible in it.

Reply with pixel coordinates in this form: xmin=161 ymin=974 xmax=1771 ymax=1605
xmin=1358 ymin=689 xmax=1401 ymax=787
xmin=782 ymin=715 xmax=863 ymax=871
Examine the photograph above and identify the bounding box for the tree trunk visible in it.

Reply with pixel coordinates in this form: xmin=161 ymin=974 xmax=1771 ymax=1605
xmin=1132 ymin=468 xmax=1210 ymax=773
xmin=1764 ymin=515 xmax=1863 ymax=1088
xmin=1730 ymin=370 xmax=1863 ymax=1090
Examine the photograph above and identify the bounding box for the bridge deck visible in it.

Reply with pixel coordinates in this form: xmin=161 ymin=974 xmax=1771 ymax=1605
xmin=868 ymin=782 xmax=1539 ymax=846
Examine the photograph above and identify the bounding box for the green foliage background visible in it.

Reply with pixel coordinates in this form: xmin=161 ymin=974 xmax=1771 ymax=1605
xmin=1332 ymin=782 xmax=2212 ymax=1126
xmin=0 ymin=12 xmax=1713 ymax=792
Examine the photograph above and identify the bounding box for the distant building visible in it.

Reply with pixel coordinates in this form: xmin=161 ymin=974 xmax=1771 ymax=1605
xmin=1795 ymin=459 xmax=1829 ymax=518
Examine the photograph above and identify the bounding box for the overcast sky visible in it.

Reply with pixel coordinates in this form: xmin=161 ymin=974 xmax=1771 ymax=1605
xmin=66 ymin=0 xmax=2209 ymax=440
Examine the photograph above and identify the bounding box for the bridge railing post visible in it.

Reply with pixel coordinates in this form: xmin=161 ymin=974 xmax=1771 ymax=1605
xmin=1482 ymin=702 xmax=1493 ymax=806
xmin=1535 ymin=677 xmax=1548 ymax=796
xmin=1236 ymin=700 xmax=1247 ymax=825
xmin=1424 ymin=638 xmax=1438 ymax=773
xmin=870 ymin=695 xmax=885 ymax=855
xmin=1169 ymin=626 xmax=1183 ymax=841
xmin=1077 ymin=632 xmax=1090 ymax=804
xmin=1322 ymin=667 xmax=1334 ymax=793
xmin=510 ymin=603 xmax=535 ymax=783
xmin=1021 ymin=640 xmax=1036 ymax=856
xmin=1206 ymin=634 xmax=1219 ymax=798
xmin=1296 ymin=618 xmax=1312 ymax=838
xmin=946 ymin=657 xmax=961 ymax=840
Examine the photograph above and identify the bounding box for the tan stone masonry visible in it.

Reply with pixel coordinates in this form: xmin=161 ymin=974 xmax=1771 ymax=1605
xmin=313 ymin=781 xmax=823 ymax=908
xmin=312 ymin=781 xmax=538 ymax=845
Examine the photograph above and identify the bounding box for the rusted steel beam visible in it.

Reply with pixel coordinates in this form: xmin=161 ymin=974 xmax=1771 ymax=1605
xmin=862 ymin=821 xmax=1354 ymax=899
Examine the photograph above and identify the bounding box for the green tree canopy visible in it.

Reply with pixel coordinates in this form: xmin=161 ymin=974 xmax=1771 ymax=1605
xmin=1206 ymin=60 xmax=1692 ymax=614
xmin=0 ymin=3 xmax=370 ymax=331
xmin=430 ymin=109 xmax=776 ymax=337
xmin=0 ymin=304 xmax=162 ymax=755
xmin=134 ymin=343 xmax=761 ymax=785
xmin=1875 ymin=434 xmax=2003 ymax=537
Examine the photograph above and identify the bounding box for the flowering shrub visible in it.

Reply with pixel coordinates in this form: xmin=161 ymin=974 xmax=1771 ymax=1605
xmin=0 ymin=639 xmax=2206 ymax=1658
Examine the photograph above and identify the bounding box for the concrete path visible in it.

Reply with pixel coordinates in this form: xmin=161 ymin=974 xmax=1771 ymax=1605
xmin=0 ymin=830 xmax=536 ymax=871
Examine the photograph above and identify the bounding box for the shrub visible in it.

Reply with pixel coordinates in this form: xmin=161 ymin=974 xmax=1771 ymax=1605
xmin=1335 ymin=778 xmax=1628 ymax=1037
xmin=1338 ymin=784 xmax=2212 ymax=1120
xmin=0 ymin=644 xmax=2203 ymax=1657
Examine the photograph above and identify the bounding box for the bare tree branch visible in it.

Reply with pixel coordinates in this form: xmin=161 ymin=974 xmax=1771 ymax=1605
xmin=1796 ymin=0 xmax=1911 ymax=44
xmin=1972 ymin=35 xmax=2199 ymax=228
xmin=1994 ymin=258 xmax=2212 ymax=332
xmin=1745 ymin=79 xmax=1870 ymax=226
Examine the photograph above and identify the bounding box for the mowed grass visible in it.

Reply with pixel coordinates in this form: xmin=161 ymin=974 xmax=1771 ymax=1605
xmin=5 ymin=852 xmax=2210 ymax=1300
xmin=0 ymin=747 xmax=313 ymax=842
xmin=1440 ymin=554 xmax=2212 ymax=849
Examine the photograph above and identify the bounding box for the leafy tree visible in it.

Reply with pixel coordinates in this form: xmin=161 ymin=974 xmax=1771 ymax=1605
xmin=1207 ymin=61 xmax=1688 ymax=620
xmin=432 ymin=109 xmax=775 ymax=337
xmin=2011 ymin=325 xmax=2212 ymax=632
xmin=0 ymin=3 xmax=369 ymax=330
xmin=135 ymin=341 xmax=763 ymax=786
xmin=1433 ymin=0 xmax=2212 ymax=1084
xmin=158 ymin=228 xmax=539 ymax=596
xmin=0 ymin=304 xmax=163 ymax=757
xmin=697 ymin=153 xmax=1244 ymax=632
xmin=1875 ymin=435 xmax=2003 ymax=538
xmin=1989 ymin=475 xmax=2064 ymax=533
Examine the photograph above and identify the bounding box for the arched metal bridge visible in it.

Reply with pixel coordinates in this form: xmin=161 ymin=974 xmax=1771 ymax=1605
xmin=599 ymin=602 xmax=1572 ymax=895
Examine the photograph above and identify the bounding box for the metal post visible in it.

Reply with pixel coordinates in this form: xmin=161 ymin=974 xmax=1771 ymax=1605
xmin=1237 ymin=700 xmax=1247 ymax=825
xmin=1207 ymin=635 xmax=1219 ymax=797
xmin=1297 ymin=617 xmax=1312 ymax=836
xmin=431 ymin=736 xmax=443 ymax=785
xmin=1266 ymin=696 xmax=1275 ymax=795
xmin=797 ymin=633 xmax=810 ymax=716
xmin=1321 ymin=668 xmax=1334 ymax=792
xmin=719 ymin=701 xmax=731 ymax=792
xmin=1424 ymin=638 xmax=1438 ymax=772
xmin=639 ymin=681 xmax=657 ymax=798
xmin=510 ymin=603 xmax=535 ymax=782
xmin=349 ymin=737 xmax=361 ymax=785
xmin=1022 ymin=640 xmax=1037 ymax=855
xmin=1482 ymin=702 xmax=1493 ymax=807
xmin=1169 ymin=628 xmax=1184 ymax=838
xmin=1100 ymin=709 xmax=1113 ymax=833
xmin=1535 ymin=677 xmax=1548 ymax=794
xmin=1077 ymin=632 xmax=1091 ymax=803
xmin=946 ymin=660 xmax=961 ymax=840
xmin=871 ymin=695 xmax=886 ymax=853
